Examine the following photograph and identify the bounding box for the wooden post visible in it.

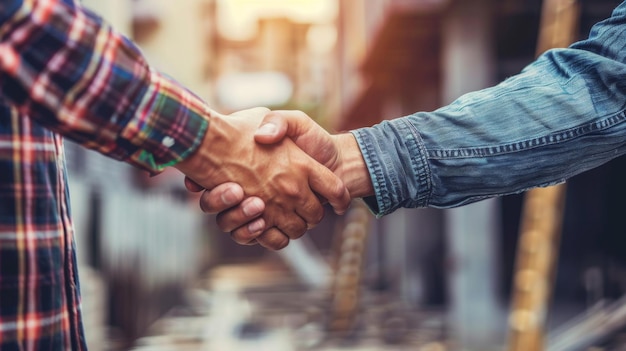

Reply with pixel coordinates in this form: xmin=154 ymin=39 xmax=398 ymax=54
xmin=506 ymin=2 xmax=579 ymax=350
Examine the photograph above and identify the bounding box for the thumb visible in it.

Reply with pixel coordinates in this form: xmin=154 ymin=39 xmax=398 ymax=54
xmin=254 ymin=111 xmax=291 ymax=144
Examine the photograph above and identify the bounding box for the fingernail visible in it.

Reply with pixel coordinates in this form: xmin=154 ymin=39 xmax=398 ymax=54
xmin=248 ymin=219 xmax=265 ymax=233
xmin=220 ymin=188 xmax=238 ymax=206
xmin=243 ymin=198 xmax=264 ymax=217
xmin=256 ymin=123 xmax=277 ymax=136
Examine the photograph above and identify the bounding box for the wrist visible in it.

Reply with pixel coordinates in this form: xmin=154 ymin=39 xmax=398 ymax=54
xmin=174 ymin=111 xmax=223 ymax=187
xmin=334 ymin=133 xmax=374 ymax=199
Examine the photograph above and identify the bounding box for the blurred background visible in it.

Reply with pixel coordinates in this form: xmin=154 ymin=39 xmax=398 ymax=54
xmin=66 ymin=0 xmax=626 ymax=350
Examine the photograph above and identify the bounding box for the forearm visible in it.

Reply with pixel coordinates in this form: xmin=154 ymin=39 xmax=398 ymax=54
xmin=0 ymin=0 xmax=208 ymax=173
xmin=354 ymin=2 xmax=626 ymax=216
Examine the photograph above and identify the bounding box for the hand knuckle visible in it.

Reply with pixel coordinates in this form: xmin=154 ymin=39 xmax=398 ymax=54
xmin=279 ymin=182 xmax=300 ymax=198
xmin=331 ymin=182 xmax=347 ymax=199
xmin=273 ymin=237 xmax=289 ymax=250
xmin=231 ymin=231 xmax=257 ymax=245
xmin=285 ymin=223 xmax=307 ymax=239
xmin=261 ymin=233 xmax=289 ymax=250
xmin=313 ymin=210 xmax=324 ymax=225
xmin=304 ymin=203 xmax=324 ymax=225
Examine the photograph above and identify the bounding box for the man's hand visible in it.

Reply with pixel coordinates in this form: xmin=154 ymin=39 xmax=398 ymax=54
xmin=255 ymin=110 xmax=373 ymax=196
xmin=188 ymin=110 xmax=374 ymax=249
xmin=175 ymin=108 xmax=351 ymax=250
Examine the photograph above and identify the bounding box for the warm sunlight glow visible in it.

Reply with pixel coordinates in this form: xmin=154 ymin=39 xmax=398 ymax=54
xmin=307 ymin=24 xmax=337 ymax=54
xmin=217 ymin=0 xmax=337 ymax=40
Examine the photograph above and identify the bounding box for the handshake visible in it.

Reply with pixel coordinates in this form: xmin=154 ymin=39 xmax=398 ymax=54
xmin=174 ymin=107 xmax=375 ymax=250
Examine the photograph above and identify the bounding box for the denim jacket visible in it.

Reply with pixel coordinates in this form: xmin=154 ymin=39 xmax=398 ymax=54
xmin=353 ymin=1 xmax=626 ymax=217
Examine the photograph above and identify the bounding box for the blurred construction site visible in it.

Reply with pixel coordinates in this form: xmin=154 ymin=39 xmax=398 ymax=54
xmin=68 ymin=0 xmax=626 ymax=350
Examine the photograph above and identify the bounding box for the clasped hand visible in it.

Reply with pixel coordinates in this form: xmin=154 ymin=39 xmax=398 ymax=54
xmin=176 ymin=107 xmax=353 ymax=250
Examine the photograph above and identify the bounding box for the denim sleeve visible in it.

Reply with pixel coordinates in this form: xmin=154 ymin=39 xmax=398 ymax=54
xmin=353 ymin=1 xmax=626 ymax=217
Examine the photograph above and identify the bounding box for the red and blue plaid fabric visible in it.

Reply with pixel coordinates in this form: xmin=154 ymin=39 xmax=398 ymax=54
xmin=0 ymin=0 xmax=210 ymax=349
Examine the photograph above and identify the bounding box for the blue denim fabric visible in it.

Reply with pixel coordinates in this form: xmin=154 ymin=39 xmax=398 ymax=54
xmin=353 ymin=1 xmax=626 ymax=217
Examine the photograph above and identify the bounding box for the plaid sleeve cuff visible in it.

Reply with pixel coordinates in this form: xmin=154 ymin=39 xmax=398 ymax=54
xmin=121 ymin=68 xmax=210 ymax=174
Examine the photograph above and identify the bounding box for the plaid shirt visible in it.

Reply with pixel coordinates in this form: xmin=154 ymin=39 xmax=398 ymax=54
xmin=0 ymin=0 xmax=210 ymax=349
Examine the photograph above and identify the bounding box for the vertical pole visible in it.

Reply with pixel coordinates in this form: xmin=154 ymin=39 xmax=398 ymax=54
xmin=442 ymin=0 xmax=503 ymax=349
xmin=507 ymin=2 xmax=579 ymax=350
xmin=327 ymin=202 xmax=371 ymax=336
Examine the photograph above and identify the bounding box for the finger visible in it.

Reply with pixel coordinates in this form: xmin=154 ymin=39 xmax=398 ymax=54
xmin=184 ymin=176 xmax=205 ymax=192
xmin=198 ymin=183 xmax=245 ymax=214
xmin=263 ymin=204 xmax=308 ymax=239
xmin=270 ymin=212 xmax=308 ymax=240
xmin=271 ymin=166 xmax=325 ymax=227
xmin=256 ymin=227 xmax=290 ymax=250
xmin=308 ymin=162 xmax=351 ymax=215
xmin=294 ymin=197 xmax=325 ymax=229
xmin=229 ymin=217 xmax=266 ymax=245
xmin=254 ymin=111 xmax=293 ymax=144
xmin=256 ymin=110 xmax=335 ymax=169
xmin=215 ymin=197 xmax=265 ymax=232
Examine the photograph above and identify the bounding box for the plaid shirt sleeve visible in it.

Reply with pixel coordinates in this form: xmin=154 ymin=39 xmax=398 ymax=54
xmin=0 ymin=0 xmax=210 ymax=173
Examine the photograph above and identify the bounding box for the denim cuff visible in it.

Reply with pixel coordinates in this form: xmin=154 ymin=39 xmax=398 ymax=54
xmin=351 ymin=119 xmax=431 ymax=217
